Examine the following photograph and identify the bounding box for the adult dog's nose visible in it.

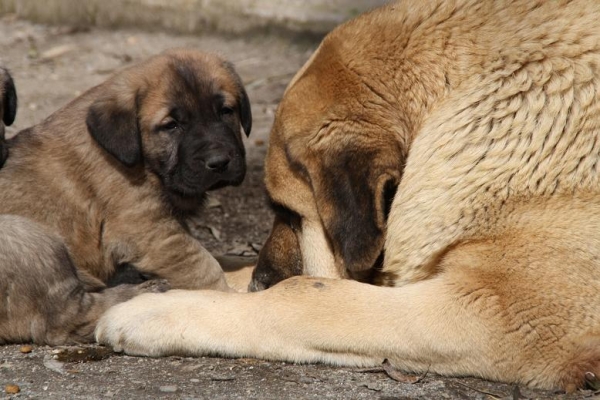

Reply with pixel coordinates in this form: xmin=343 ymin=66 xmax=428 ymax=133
xmin=204 ymin=154 xmax=231 ymax=172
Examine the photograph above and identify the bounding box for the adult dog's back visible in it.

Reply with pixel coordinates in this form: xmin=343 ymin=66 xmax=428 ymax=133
xmin=97 ymin=0 xmax=600 ymax=391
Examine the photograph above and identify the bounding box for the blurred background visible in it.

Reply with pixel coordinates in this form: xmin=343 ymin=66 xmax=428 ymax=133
xmin=0 ymin=0 xmax=388 ymax=36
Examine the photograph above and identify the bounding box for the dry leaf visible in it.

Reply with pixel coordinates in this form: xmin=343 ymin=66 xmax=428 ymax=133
xmin=206 ymin=225 xmax=222 ymax=241
xmin=382 ymin=359 xmax=426 ymax=384
xmin=226 ymin=241 xmax=257 ymax=256
xmin=250 ymin=242 xmax=263 ymax=252
xmin=205 ymin=195 xmax=222 ymax=209
xmin=40 ymin=44 xmax=75 ymax=61
xmin=43 ymin=355 xmax=67 ymax=375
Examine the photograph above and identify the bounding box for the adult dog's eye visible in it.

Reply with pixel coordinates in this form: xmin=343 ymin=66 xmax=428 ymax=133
xmin=161 ymin=120 xmax=179 ymax=132
xmin=269 ymin=200 xmax=302 ymax=233
xmin=220 ymin=107 xmax=234 ymax=116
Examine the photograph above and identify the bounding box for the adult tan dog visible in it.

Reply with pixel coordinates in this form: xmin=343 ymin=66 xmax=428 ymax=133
xmin=97 ymin=0 xmax=600 ymax=391
xmin=0 ymin=67 xmax=17 ymax=167
xmin=0 ymin=49 xmax=251 ymax=344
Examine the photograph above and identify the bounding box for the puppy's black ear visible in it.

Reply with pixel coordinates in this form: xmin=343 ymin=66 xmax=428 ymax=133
xmin=223 ymin=61 xmax=252 ymax=137
xmin=86 ymin=88 xmax=142 ymax=167
xmin=2 ymin=69 xmax=17 ymax=126
xmin=314 ymin=147 xmax=401 ymax=272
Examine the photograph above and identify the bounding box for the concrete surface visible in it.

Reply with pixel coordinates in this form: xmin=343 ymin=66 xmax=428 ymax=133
xmin=0 ymin=0 xmax=389 ymax=36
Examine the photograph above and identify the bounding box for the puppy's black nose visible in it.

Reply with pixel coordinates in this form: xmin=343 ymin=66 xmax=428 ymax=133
xmin=204 ymin=154 xmax=231 ymax=171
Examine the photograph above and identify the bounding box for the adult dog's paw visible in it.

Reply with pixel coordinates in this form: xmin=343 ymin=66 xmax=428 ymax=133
xmin=96 ymin=289 xmax=253 ymax=359
xmin=95 ymin=292 xmax=181 ymax=357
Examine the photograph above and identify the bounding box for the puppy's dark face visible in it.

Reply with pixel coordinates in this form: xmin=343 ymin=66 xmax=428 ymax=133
xmin=142 ymin=59 xmax=251 ymax=210
xmin=86 ymin=50 xmax=251 ymax=212
xmin=0 ymin=68 xmax=17 ymax=168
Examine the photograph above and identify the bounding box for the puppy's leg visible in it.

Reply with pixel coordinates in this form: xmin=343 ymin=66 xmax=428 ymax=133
xmin=0 ymin=215 xmax=168 ymax=345
xmin=96 ymin=246 xmax=600 ymax=391
xmin=107 ymin=216 xmax=231 ymax=291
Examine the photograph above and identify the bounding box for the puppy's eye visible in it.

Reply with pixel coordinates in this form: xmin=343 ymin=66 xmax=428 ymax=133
xmin=161 ymin=120 xmax=179 ymax=132
xmin=220 ymin=107 xmax=234 ymax=116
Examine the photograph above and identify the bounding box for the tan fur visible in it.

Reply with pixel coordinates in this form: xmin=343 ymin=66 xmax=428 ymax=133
xmin=0 ymin=50 xmax=251 ymax=290
xmin=97 ymin=1 xmax=600 ymax=390
xmin=0 ymin=50 xmax=254 ymax=344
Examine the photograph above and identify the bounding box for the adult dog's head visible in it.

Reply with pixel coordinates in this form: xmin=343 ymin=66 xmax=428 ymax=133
xmin=0 ymin=68 xmax=17 ymax=168
xmin=250 ymin=32 xmax=416 ymax=291
xmin=86 ymin=49 xmax=251 ymax=213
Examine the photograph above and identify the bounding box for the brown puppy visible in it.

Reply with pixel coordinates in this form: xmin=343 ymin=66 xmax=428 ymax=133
xmin=0 ymin=68 xmax=17 ymax=167
xmin=97 ymin=0 xmax=600 ymax=392
xmin=0 ymin=49 xmax=251 ymax=344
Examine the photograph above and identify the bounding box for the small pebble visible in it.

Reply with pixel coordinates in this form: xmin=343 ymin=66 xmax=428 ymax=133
xmin=159 ymin=385 xmax=178 ymax=393
xmin=190 ymin=379 xmax=200 ymax=383
xmin=19 ymin=345 xmax=33 ymax=354
xmin=5 ymin=384 xmax=20 ymax=394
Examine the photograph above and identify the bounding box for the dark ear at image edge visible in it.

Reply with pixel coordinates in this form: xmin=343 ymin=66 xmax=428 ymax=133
xmin=2 ymin=70 xmax=17 ymax=126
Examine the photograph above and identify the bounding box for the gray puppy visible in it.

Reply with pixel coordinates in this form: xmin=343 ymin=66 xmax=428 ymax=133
xmin=0 ymin=215 xmax=168 ymax=345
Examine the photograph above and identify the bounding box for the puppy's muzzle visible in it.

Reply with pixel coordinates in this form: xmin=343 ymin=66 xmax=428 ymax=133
xmin=204 ymin=152 xmax=232 ymax=173
xmin=198 ymin=147 xmax=246 ymax=190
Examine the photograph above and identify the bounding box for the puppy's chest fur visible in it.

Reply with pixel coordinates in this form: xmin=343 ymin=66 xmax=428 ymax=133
xmin=0 ymin=129 xmax=169 ymax=281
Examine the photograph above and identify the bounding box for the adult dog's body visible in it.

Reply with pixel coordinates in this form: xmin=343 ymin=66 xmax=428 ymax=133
xmin=97 ymin=1 xmax=600 ymax=391
xmin=0 ymin=50 xmax=251 ymax=344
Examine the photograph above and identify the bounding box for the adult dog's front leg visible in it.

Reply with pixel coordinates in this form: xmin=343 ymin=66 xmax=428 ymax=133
xmin=96 ymin=276 xmax=494 ymax=374
xmin=96 ymin=270 xmax=600 ymax=391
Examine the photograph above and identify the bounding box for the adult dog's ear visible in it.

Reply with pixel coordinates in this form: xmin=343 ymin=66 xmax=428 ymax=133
xmin=86 ymin=84 xmax=142 ymax=167
xmin=1 ymin=69 xmax=17 ymax=126
xmin=314 ymin=147 xmax=401 ymax=272
xmin=223 ymin=61 xmax=252 ymax=137
xmin=251 ymin=213 xmax=303 ymax=291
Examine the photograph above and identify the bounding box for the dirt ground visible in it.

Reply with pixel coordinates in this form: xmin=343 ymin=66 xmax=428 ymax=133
xmin=0 ymin=16 xmax=596 ymax=400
